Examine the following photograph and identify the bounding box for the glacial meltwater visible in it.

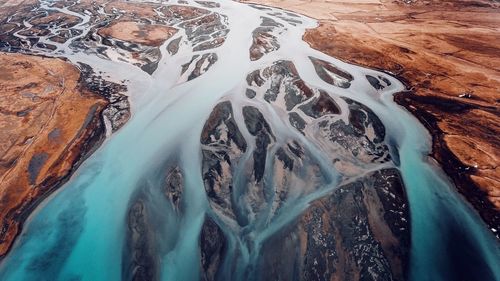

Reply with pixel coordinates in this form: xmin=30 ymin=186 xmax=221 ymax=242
xmin=0 ymin=0 xmax=498 ymax=280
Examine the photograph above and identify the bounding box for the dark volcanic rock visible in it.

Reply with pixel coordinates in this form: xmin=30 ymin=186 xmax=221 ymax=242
xmin=201 ymin=101 xmax=329 ymax=229
xmin=242 ymin=106 xmax=275 ymax=182
xmin=269 ymin=140 xmax=326 ymax=217
xmin=366 ymin=75 xmax=384 ymax=90
xmin=196 ymin=1 xmax=221 ymax=8
xmin=201 ymin=101 xmax=247 ymax=149
xmin=298 ymin=90 xmax=340 ymax=118
xmin=258 ymin=168 xmax=410 ymax=281
xmin=245 ymin=88 xmax=256 ymax=99
xmin=316 ymin=98 xmax=391 ymax=164
xmin=181 ymin=53 xmax=218 ymax=81
xmin=365 ymin=74 xmax=392 ymax=91
xmin=257 ymin=222 xmax=302 ymax=281
xmin=249 ymin=17 xmax=282 ymax=61
xmin=179 ymin=11 xmax=228 ymax=51
xmin=164 ymin=167 xmax=184 ymax=211
xmin=345 ymin=98 xmax=386 ymax=143
xmin=167 ymin=37 xmax=182 ymax=55
xmin=260 ymin=61 xmax=314 ymax=109
xmin=124 ymin=198 xmax=160 ymax=281
xmin=201 ymin=101 xmax=247 ymax=220
xmin=309 ymin=56 xmax=353 ymax=88
xmin=199 ymin=216 xmax=227 ymax=281
xmin=78 ymin=63 xmax=130 ymax=132
xmin=288 ymin=112 xmax=306 ymax=133
xmin=246 ymin=69 xmax=265 ymax=87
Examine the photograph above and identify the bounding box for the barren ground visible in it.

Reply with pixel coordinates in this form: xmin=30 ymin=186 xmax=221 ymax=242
xmin=0 ymin=52 xmax=108 ymax=256
xmin=242 ymin=0 xmax=500 ymax=232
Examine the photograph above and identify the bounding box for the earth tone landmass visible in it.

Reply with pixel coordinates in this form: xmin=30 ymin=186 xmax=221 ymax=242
xmin=98 ymin=21 xmax=178 ymax=47
xmin=0 ymin=0 xmax=34 ymax=6
xmin=0 ymin=0 xmax=227 ymax=257
xmin=242 ymin=0 xmax=500 ymax=233
xmin=0 ymin=52 xmax=109 ymax=256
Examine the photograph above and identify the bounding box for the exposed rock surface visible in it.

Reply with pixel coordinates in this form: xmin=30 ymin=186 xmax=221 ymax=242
xmin=258 ymin=168 xmax=410 ymax=281
xmin=316 ymin=97 xmax=391 ymax=166
xmin=78 ymin=63 xmax=130 ymax=132
xmin=199 ymin=216 xmax=227 ymax=281
xmin=180 ymin=53 xmax=218 ymax=82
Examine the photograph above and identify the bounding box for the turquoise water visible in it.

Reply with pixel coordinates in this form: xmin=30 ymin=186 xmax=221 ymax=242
xmin=1 ymin=0 xmax=499 ymax=280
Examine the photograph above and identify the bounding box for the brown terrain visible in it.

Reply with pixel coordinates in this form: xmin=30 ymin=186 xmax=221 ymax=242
xmin=98 ymin=21 xmax=178 ymax=47
xmin=0 ymin=52 xmax=108 ymax=256
xmin=242 ymin=0 xmax=500 ymax=234
xmin=0 ymin=0 xmax=208 ymax=257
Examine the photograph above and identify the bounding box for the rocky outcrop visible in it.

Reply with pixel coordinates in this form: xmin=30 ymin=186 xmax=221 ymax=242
xmin=201 ymin=99 xmax=332 ymax=227
xmin=245 ymin=60 xmax=345 ymax=137
xmin=242 ymin=105 xmax=275 ymax=182
xmin=164 ymin=167 xmax=184 ymax=212
xmin=257 ymin=60 xmax=315 ymax=109
xmin=199 ymin=62 xmax=406 ymax=278
xmin=298 ymin=90 xmax=340 ymax=118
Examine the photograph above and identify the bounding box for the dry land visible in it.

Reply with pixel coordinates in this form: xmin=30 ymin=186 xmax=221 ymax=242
xmin=0 ymin=52 xmax=109 ymax=256
xmin=98 ymin=21 xmax=178 ymax=47
xmin=242 ymin=0 xmax=500 ymax=233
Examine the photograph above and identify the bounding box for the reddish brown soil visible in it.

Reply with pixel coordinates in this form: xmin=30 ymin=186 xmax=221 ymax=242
xmin=0 ymin=52 xmax=108 ymax=256
xmin=98 ymin=21 xmax=178 ymax=47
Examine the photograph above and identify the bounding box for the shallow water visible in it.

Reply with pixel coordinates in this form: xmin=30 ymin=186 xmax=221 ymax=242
xmin=0 ymin=0 xmax=499 ymax=280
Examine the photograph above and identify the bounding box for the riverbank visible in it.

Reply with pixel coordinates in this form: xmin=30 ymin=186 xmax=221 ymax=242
xmin=241 ymin=0 xmax=500 ymax=236
xmin=0 ymin=52 xmax=111 ymax=257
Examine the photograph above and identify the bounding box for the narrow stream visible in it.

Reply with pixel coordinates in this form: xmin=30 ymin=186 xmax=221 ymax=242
xmin=0 ymin=0 xmax=498 ymax=280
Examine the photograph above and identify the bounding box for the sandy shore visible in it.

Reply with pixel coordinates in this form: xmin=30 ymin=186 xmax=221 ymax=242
xmin=241 ymin=0 xmax=500 ymax=234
